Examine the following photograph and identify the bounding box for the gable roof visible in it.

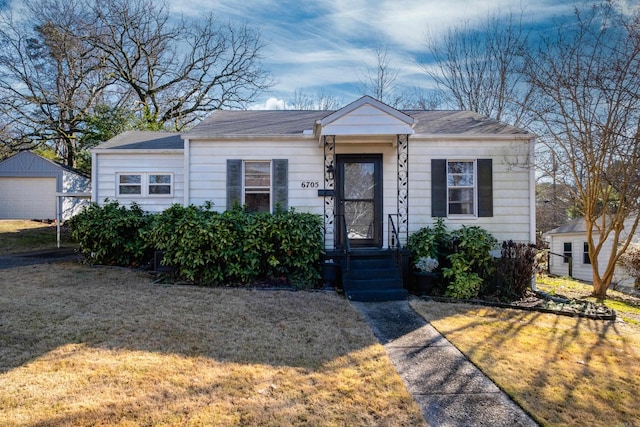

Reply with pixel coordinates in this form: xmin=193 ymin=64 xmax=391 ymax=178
xmin=545 ymin=217 xmax=587 ymax=235
xmin=0 ymin=150 xmax=88 ymax=178
xmin=94 ymin=96 xmax=533 ymax=150
xmin=95 ymin=131 xmax=183 ymax=150
xmin=186 ymin=108 xmax=531 ymax=139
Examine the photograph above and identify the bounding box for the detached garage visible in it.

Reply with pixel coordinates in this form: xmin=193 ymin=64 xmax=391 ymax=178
xmin=0 ymin=151 xmax=91 ymax=221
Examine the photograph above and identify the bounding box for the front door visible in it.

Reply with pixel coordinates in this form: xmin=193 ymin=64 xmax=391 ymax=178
xmin=335 ymin=155 xmax=383 ymax=248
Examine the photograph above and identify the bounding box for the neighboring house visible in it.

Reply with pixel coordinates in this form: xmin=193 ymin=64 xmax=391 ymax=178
xmin=92 ymin=96 xmax=536 ymax=300
xmin=545 ymin=216 xmax=640 ymax=284
xmin=0 ymin=151 xmax=91 ymax=221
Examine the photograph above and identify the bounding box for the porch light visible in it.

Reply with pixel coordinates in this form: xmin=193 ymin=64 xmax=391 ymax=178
xmin=326 ymin=164 xmax=335 ymax=180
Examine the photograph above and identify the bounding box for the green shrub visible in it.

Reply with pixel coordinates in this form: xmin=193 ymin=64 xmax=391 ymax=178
xmin=147 ymin=205 xmax=323 ymax=288
xmin=443 ymin=225 xmax=497 ymax=299
xmin=407 ymin=217 xmax=449 ymax=265
xmin=407 ymin=221 xmax=498 ymax=299
xmin=68 ymin=200 xmax=153 ymax=266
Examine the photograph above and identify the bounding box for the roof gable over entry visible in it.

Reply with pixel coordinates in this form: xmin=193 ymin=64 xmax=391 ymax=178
xmin=319 ymin=96 xmax=415 ymax=136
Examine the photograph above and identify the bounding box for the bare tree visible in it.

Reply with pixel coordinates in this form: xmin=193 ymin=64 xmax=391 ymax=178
xmin=421 ymin=11 xmax=533 ymax=127
xmin=524 ymin=2 xmax=640 ymax=297
xmin=88 ymin=0 xmax=272 ymax=130
xmin=286 ymin=89 xmax=341 ymax=110
xmin=358 ymin=44 xmax=400 ymax=106
xmin=0 ymin=0 xmax=112 ymax=166
xmin=0 ymin=0 xmax=271 ymax=166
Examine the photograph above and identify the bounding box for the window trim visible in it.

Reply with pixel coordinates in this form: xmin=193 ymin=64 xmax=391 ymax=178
xmin=242 ymin=160 xmax=272 ymax=213
xmin=583 ymin=242 xmax=591 ymax=265
xmin=116 ymin=172 xmax=174 ymax=197
xmin=446 ymin=159 xmax=477 ymax=218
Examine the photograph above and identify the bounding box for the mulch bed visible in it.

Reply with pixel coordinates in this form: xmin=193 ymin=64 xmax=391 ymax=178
xmin=422 ymin=290 xmax=616 ymax=320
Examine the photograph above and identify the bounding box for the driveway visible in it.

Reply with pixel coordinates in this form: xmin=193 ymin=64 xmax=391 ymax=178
xmin=0 ymin=248 xmax=81 ymax=269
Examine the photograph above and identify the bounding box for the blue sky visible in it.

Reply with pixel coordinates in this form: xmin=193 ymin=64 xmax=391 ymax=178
xmin=169 ymin=0 xmax=589 ymax=109
xmin=2 ymin=0 xmax=637 ymax=109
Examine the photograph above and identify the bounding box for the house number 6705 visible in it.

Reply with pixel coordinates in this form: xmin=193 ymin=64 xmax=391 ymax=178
xmin=301 ymin=181 xmax=319 ymax=188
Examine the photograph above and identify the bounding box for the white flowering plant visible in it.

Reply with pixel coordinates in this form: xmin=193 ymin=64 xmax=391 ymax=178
xmin=414 ymin=256 xmax=439 ymax=273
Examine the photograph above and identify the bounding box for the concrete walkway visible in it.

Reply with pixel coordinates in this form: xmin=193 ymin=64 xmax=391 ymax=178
xmin=351 ymin=300 xmax=538 ymax=427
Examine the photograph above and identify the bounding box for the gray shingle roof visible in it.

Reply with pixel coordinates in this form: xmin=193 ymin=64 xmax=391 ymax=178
xmin=545 ymin=217 xmax=587 ymax=235
xmin=96 ymin=106 xmax=532 ymax=151
xmin=185 ymin=109 xmax=531 ymax=138
xmin=96 ymin=131 xmax=183 ymax=150
xmin=186 ymin=110 xmax=328 ymax=137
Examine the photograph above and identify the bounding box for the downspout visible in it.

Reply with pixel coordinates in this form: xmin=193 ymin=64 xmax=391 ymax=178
xmin=529 ymin=136 xmax=537 ymax=291
xmin=91 ymin=151 xmax=97 ymax=203
xmin=183 ymin=138 xmax=190 ymax=206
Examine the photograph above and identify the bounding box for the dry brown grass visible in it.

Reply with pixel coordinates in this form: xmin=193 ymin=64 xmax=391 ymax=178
xmin=411 ymin=280 xmax=640 ymax=427
xmin=0 ymin=263 xmax=425 ymax=426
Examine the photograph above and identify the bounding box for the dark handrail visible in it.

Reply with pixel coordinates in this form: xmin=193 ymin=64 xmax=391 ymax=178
xmin=337 ymin=214 xmax=351 ymax=276
xmin=388 ymin=214 xmax=402 ymax=251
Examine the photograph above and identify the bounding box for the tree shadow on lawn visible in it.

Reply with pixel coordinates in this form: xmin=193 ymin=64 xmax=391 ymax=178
xmin=410 ymin=299 xmax=640 ymax=426
xmin=0 ymin=262 xmax=427 ymax=425
xmin=0 ymin=263 xmax=383 ymax=372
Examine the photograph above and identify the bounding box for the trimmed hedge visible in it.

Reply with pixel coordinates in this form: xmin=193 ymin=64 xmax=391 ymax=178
xmin=68 ymin=200 xmax=153 ymax=267
xmin=70 ymin=202 xmax=324 ymax=288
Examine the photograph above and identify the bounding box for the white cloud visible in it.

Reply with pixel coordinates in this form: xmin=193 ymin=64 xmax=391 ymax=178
xmin=251 ymin=97 xmax=286 ymax=110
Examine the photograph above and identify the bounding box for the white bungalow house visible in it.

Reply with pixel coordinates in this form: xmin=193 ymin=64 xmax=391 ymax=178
xmin=92 ymin=96 xmax=536 ymax=300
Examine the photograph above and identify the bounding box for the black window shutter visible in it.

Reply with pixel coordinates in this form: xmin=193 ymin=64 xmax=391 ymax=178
xmin=477 ymin=159 xmax=493 ymax=217
xmin=226 ymin=159 xmax=242 ymax=210
xmin=272 ymin=159 xmax=288 ymax=212
xmin=431 ymin=159 xmax=447 ymax=217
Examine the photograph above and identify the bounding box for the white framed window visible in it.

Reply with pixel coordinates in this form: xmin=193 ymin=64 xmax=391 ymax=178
xmin=583 ymin=242 xmax=591 ymax=265
xmin=243 ymin=161 xmax=271 ymax=212
xmin=447 ymin=160 xmax=475 ymax=216
xmin=118 ymin=174 xmax=142 ymax=195
xmin=117 ymin=173 xmax=173 ymax=197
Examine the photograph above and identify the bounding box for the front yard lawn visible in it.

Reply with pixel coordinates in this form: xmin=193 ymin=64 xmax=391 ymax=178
xmin=0 ymin=263 xmax=425 ymax=426
xmin=411 ymin=275 xmax=640 ymax=426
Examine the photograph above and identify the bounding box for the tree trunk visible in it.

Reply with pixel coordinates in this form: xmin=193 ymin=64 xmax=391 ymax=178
xmin=592 ymin=276 xmax=609 ymax=299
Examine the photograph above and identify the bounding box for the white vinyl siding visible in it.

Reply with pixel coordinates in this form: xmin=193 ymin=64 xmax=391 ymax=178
xmin=94 ymin=152 xmax=183 ymax=212
xmin=409 ymin=139 xmax=532 ymax=243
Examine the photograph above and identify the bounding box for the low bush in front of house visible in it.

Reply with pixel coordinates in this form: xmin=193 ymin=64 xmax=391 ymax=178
xmin=68 ymin=200 xmax=154 ymax=267
xmin=147 ymin=204 xmax=324 ymax=288
xmin=147 ymin=204 xmax=323 ymax=287
xmin=407 ymin=219 xmax=537 ymax=300
xmin=70 ymin=202 xmax=324 ymax=288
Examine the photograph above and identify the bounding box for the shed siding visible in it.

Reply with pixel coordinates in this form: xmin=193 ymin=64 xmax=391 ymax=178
xmin=94 ymin=152 xmax=184 ymax=212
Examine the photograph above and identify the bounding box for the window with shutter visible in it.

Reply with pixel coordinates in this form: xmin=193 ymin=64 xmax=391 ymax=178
xmin=226 ymin=159 xmax=288 ymax=213
xmin=431 ymin=158 xmax=493 ymax=218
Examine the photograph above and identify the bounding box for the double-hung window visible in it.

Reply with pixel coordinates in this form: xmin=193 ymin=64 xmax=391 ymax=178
xmin=243 ymin=161 xmax=271 ymax=212
xmin=431 ymin=158 xmax=492 ymax=218
xmin=117 ymin=173 xmax=173 ymax=197
xmin=447 ymin=160 xmax=475 ymax=215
